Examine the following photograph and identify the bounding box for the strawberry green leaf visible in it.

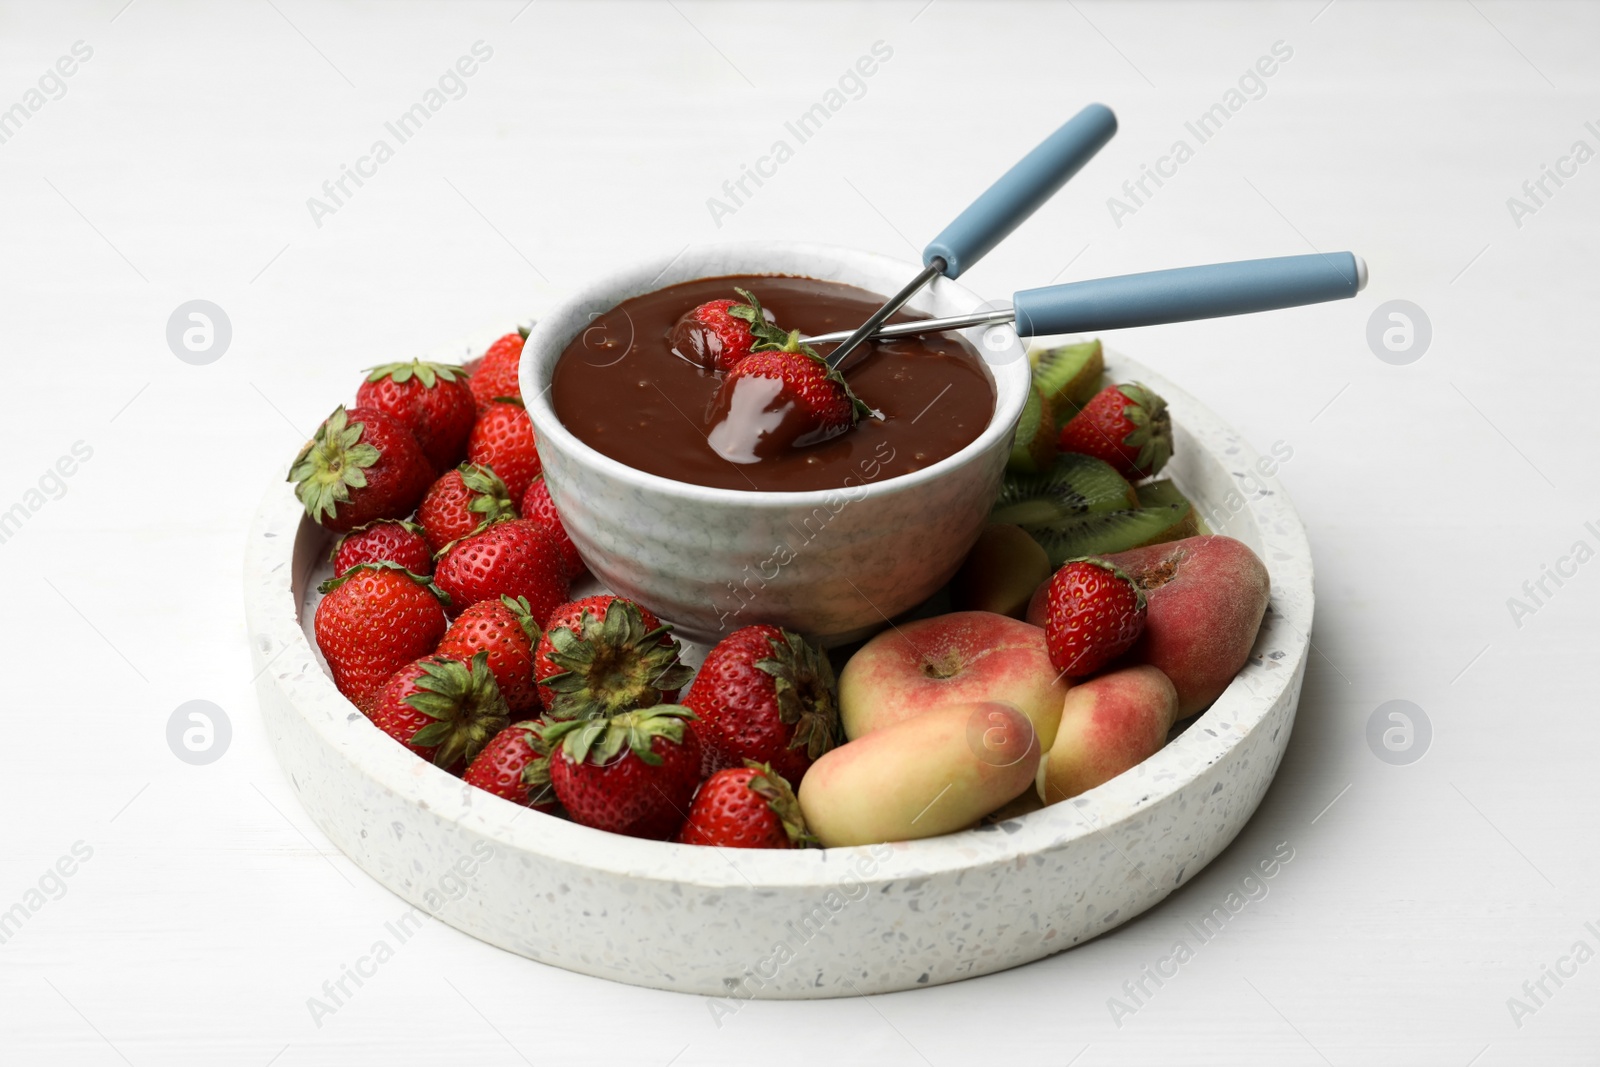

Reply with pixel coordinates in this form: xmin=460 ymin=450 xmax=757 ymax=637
xmin=543 ymin=705 xmax=696 ymax=768
xmin=753 ymin=629 xmax=842 ymax=760
xmin=289 ymin=407 xmax=383 ymax=525
xmin=365 ymin=359 xmax=467 ymax=388
xmin=542 ymin=600 xmax=694 ymax=721
xmin=727 ymin=287 xmax=793 ymax=352
xmin=317 ymin=560 xmax=451 ymax=605
xmin=401 ymin=652 xmax=509 ymax=768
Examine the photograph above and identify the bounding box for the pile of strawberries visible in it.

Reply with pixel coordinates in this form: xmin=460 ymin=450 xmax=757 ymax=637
xmin=296 ymin=329 xmax=834 ymax=848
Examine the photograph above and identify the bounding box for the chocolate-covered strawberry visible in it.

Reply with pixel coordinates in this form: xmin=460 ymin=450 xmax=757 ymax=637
xmin=463 ymin=720 xmax=557 ymax=811
xmin=468 ymin=398 xmax=541 ymax=500
xmin=417 ymin=463 xmax=517 ymax=554
xmin=437 ymin=594 xmax=542 ymax=715
xmin=545 ymin=706 xmax=701 ymax=840
xmin=468 ymin=328 xmax=528 ymax=412
xmin=677 ymin=761 xmax=813 ymax=849
xmin=706 ymin=329 xmax=872 ymax=463
xmin=520 ymin=475 xmax=584 ymax=579
xmin=669 ymin=287 xmax=767 ymax=373
xmin=368 ymin=651 xmax=508 ymax=770
xmin=290 ymin=406 xmax=433 ymax=532
xmin=314 ymin=562 xmax=449 ymax=713
xmin=1056 ymin=382 xmax=1172 ymax=480
xmin=356 ymin=359 xmax=475 ymax=471
xmin=433 ymin=519 xmax=568 ymax=623
xmin=331 ymin=519 xmax=432 ymax=577
xmin=534 ymin=595 xmax=691 ymax=720
xmin=684 ymin=625 xmax=841 ymax=782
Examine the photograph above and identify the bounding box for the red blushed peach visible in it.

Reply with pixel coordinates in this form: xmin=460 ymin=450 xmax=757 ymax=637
xmin=799 ymin=701 xmax=1040 ymax=847
xmin=1026 ymin=535 xmax=1269 ymax=717
xmin=1037 ymin=665 xmax=1178 ymax=804
xmin=838 ymin=611 xmax=1070 ymax=750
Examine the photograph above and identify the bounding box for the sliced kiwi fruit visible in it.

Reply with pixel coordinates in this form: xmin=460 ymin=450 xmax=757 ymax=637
xmin=1024 ymin=503 xmax=1192 ymax=566
xmin=1134 ymin=479 xmax=1187 ymax=509
xmin=1030 ymin=339 xmax=1104 ymax=423
xmin=1132 ymin=480 xmax=1200 ymax=546
xmin=992 ymin=452 xmax=1136 ymax=528
xmin=1006 ymin=385 xmax=1057 ymax=474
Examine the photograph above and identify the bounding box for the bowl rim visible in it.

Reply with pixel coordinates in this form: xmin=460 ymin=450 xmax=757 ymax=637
xmin=247 ymin=334 xmax=1313 ymax=892
xmin=519 ymin=241 xmax=1033 ymax=506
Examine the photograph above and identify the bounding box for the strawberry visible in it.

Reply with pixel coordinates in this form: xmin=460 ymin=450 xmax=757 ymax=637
xmin=368 ymin=651 xmax=508 ymax=770
xmin=331 ymin=519 xmax=432 ymax=577
xmin=463 ymin=720 xmax=557 ymax=811
xmin=1042 ymin=557 xmax=1148 ymax=678
xmin=289 ymin=406 xmax=433 ymax=533
xmin=683 ymin=625 xmax=840 ymax=783
xmin=533 ymin=596 xmax=692 ymax=720
xmin=706 ymin=330 xmax=872 ymax=462
xmin=355 ymin=359 xmax=476 ymax=471
xmin=468 ymin=329 xmax=528 ymax=413
xmin=314 ymin=563 xmax=450 ymax=713
xmin=468 ymin=398 xmax=541 ymax=501
xmin=433 ymin=519 xmax=569 ymax=623
xmin=545 ymin=706 xmax=702 ymax=840
xmin=520 ymin=475 xmax=584 ymax=579
xmin=416 ymin=463 xmax=518 ymax=554
xmin=677 ymin=761 xmax=813 ymax=849
xmin=437 ymin=594 xmax=542 ymax=716
xmin=1056 ymin=382 xmax=1173 ymax=480
xmin=669 ymin=288 xmax=771 ymax=373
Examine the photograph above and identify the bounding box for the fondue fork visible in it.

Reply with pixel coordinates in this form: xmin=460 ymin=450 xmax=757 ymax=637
xmin=822 ymin=103 xmax=1118 ymax=371
xmin=805 ymin=252 xmax=1368 ymax=351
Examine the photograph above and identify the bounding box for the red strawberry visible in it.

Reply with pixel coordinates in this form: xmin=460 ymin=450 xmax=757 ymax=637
xmin=677 ymin=761 xmax=813 ymax=849
xmin=545 ymin=706 xmax=702 ymax=840
xmin=368 ymin=651 xmax=508 ymax=770
xmin=416 ymin=463 xmax=518 ymax=554
xmin=463 ymin=720 xmax=558 ymax=811
xmin=683 ymin=625 xmax=840 ymax=783
xmin=668 ymin=288 xmax=771 ymax=373
xmin=355 ymin=360 xmax=476 ymax=471
xmin=520 ymin=475 xmax=584 ymax=579
xmin=1042 ymin=557 xmax=1148 ymax=678
xmin=433 ymin=519 xmax=568 ymax=623
xmin=533 ymin=596 xmax=692 ymax=720
xmin=314 ymin=563 xmax=450 ymax=713
xmin=468 ymin=398 xmax=541 ymax=501
xmin=1057 ymin=382 xmax=1173 ymax=480
xmin=437 ymin=595 xmax=542 ymax=715
xmin=468 ymin=329 xmax=528 ymax=412
xmin=331 ymin=519 xmax=432 ymax=577
xmin=705 ymin=330 xmax=872 ymax=462
xmin=290 ymin=406 xmax=433 ymax=533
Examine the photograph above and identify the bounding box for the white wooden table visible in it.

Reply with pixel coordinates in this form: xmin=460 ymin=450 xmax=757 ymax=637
xmin=1 ymin=1 xmax=1595 ymax=1062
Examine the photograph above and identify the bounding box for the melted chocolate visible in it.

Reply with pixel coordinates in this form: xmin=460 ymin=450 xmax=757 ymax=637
xmin=551 ymin=275 xmax=995 ymax=492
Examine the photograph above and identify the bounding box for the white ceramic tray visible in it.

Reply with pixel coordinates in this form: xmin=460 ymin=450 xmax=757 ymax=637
xmin=244 ymin=349 xmax=1312 ymax=998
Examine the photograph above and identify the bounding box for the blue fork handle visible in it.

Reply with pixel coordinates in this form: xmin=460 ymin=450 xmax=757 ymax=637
xmin=1011 ymin=252 xmax=1367 ymax=336
xmin=924 ymin=104 xmax=1117 ymax=279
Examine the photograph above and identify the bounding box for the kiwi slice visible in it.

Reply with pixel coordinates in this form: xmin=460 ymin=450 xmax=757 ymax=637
xmin=1006 ymin=385 xmax=1057 ymax=474
xmin=1030 ymin=339 xmax=1104 ymax=422
xmin=1024 ymin=503 xmax=1191 ymax=566
xmin=992 ymin=453 xmax=1136 ymax=527
xmin=1132 ymin=480 xmax=1200 ymax=546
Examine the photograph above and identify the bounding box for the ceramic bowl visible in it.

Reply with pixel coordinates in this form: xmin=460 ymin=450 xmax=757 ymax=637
xmin=518 ymin=243 xmax=1032 ymax=645
xmin=244 ymin=341 xmax=1313 ymax=999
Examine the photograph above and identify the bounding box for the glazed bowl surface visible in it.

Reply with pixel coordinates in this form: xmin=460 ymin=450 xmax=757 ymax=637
xmin=518 ymin=242 xmax=1032 ymax=644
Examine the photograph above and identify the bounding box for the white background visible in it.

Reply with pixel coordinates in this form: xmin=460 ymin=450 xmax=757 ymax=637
xmin=1 ymin=1 xmax=1595 ymax=1063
